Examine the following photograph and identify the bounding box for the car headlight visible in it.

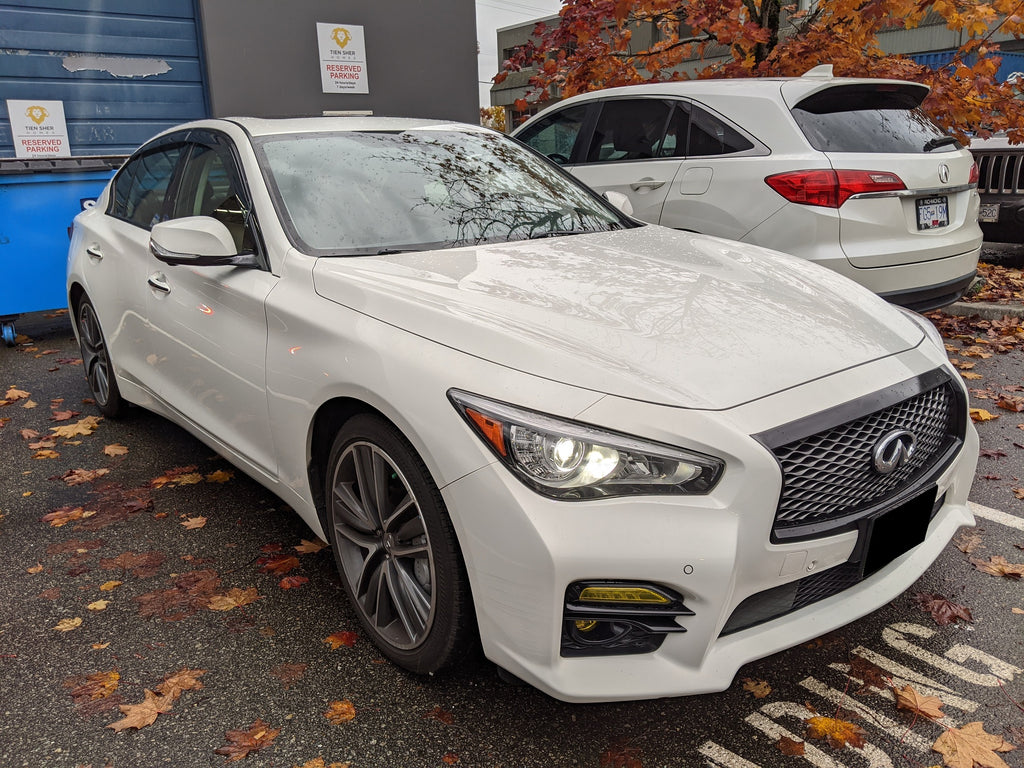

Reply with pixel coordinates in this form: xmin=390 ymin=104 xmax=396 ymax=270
xmin=448 ymin=390 xmax=724 ymax=500
xmin=895 ymin=306 xmax=946 ymax=353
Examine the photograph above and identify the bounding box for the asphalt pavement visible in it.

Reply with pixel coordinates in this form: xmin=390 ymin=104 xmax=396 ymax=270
xmin=1 ymin=281 xmax=1023 ymax=768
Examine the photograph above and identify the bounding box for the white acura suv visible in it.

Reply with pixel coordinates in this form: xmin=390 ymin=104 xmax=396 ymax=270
xmin=68 ymin=117 xmax=978 ymax=702
xmin=513 ymin=68 xmax=983 ymax=311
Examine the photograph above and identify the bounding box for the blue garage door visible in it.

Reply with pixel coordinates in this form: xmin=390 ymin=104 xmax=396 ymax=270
xmin=0 ymin=0 xmax=209 ymax=158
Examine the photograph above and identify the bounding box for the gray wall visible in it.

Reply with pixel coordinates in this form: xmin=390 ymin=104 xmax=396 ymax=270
xmin=197 ymin=0 xmax=478 ymax=123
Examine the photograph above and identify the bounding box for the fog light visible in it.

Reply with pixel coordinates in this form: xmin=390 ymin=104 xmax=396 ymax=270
xmin=574 ymin=619 xmax=598 ymax=632
xmin=579 ymin=586 xmax=670 ymax=604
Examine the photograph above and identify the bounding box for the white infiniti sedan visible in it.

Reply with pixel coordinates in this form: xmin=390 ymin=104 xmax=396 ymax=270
xmin=67 ymin=117 xmax=978 ymax=703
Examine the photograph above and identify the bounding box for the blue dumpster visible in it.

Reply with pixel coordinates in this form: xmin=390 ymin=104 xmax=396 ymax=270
xmin=0 ymin=156 xmax=123 ymax=345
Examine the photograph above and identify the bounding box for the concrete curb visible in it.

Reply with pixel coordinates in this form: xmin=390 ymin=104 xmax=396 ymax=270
xmin=939 ymin=301 xmax=1024 ymax=320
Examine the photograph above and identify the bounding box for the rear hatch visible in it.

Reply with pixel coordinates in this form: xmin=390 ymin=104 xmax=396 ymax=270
xmin=782 ymin=81 xmax=980 ymax=268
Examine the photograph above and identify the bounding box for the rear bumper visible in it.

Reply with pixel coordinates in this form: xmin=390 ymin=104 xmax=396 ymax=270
xmin=877 ymin=270 xmax=977 ymax=312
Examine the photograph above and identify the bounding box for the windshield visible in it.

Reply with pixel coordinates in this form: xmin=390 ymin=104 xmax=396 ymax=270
xmin=254 ymin=127 xmax=630 ymax=255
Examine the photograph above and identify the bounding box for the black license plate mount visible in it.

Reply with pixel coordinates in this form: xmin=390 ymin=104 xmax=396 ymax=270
xmin=860 ymin=487 xmax=935 ymax=578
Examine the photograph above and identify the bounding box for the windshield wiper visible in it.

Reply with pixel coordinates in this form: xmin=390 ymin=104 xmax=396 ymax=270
xmin=376 ymin=248 xmax=416 ymax=255
xmin=528 ymin=229 xmax=592 ymax=240
xmin=923 ymin=136 xmax=960 ymax=152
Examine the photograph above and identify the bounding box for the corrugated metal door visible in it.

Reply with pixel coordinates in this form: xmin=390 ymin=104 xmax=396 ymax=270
xmin=0 ymin=0 xmax=209 ymax=157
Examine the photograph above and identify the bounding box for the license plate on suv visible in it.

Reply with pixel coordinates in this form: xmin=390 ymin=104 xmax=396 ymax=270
xmin=916 ymin=196 xmax=949 ymax=230
xmin=979 ymin=203 xmax=1000 ymax=223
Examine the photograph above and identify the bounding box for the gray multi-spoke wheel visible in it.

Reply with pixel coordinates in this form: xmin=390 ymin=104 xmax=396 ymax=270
xmin=76 ymin=296 xmax=125 ymax=418
xmin=326 ymin=414 xmax=473 ymax=673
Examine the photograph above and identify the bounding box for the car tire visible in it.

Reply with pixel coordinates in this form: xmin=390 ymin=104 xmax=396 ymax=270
xmin=75 ymin=295 xmax=126 ymax=419
xmin=325 ymin=414 xmax=473 ymax=674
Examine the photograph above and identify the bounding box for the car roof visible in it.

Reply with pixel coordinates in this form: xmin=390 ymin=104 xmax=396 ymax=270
xmin=226 ymin=116 xmax=488 ymax=137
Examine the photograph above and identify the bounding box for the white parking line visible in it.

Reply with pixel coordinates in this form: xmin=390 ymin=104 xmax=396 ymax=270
xmin=969 ymin=501 xmax=1024 ymax=531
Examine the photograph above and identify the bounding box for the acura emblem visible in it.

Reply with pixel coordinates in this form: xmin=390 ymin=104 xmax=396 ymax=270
xmin=872 ymin=430 xmax=917 ymax=475
xmin=938 ymin=163 xmax=950 ymax=184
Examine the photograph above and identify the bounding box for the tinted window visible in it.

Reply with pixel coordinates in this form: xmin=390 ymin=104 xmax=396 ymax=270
xmin=256 ymin=129 xmax=628 ymax=255
xmin=173 ymin=140 xmax=256 ymax=253
xmin=657 ymin=103 xmax=691 ymax=158
xmin=792 ymin=84 xmax=954 ymax=153
xmin=516 ymin=104 xmax=589 ymax=163
xmin=687 ymin=105 xmax=754 ymax=157
xmin=586 ymin=99 xmax=673 ymax=162
xmin=118 ymin=146 xmax=185 ymax=229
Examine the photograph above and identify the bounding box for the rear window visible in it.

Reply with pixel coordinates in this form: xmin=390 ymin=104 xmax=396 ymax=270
xmin=792 ymin=84 xmax=956 ymax=154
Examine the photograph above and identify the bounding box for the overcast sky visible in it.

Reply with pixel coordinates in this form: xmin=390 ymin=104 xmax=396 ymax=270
xmin=476 ymin=0 xmax=563 ymax=107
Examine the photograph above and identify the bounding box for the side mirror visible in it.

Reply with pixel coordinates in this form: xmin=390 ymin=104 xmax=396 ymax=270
xmin=149 ymin=216 xmax=258 ymax=267
xmin=603 ymin=191 xmax=634 ymax=217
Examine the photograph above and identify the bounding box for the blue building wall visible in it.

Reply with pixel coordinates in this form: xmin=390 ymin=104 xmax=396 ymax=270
xmin=0 ymin=0 xmax=209 ymax=157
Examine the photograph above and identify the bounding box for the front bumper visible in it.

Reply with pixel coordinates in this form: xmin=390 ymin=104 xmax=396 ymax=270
xmin=441 ymin=351 xmax=978 ymax=702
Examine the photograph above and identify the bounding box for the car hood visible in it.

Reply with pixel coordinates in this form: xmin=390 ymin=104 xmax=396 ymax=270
xmin=311 ymin=227 xmax=923 ymax=410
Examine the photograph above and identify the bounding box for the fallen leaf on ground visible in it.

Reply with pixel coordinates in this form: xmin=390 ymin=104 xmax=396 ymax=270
xmin=137 ymin=569 xmax=221 ymax=621
xmin=970 ymin=408 xmax=999 ymax=423
xmin=149 ymin=465 xmax=201 ymax=488
xmin=893 ymin=684 xmax=945 ymax=720
xmin=19 ymin=428 xmax=40 ymax=440
xmin=598 ymin=739 xmax=643 ymax=768
xmin=26 ymin=563 xmax=43 ymax=574
xmin=207 ymin=587 xmax=261 ymax=611
xmin=980 ymin=449 xmax=1008 ymax=459
xmin=742 ymin=678 xmax=772 ymax=698
xmin=777 ymin=736 xmax=806 ymax=756
xmin=1013 ymin=488 xmax=1024 ymax=500
xmin=107 ymin=689 xmax=174 ymax=732
xmin=954 ymin=531 xmax=983 ymax=554
xmin=932 ymin=721 xmax=1015 ymax=768
xmin=59 ymin=468 xmax=110 ymax=486
xmin=215 ymin=719 xmax=281 ymax=762
xmin=258 ymin=553 xmax=300 ymax=575
xmin=324 ymin=631 xmax=358 ymax=649
xmin=21 ymin=399 xmax=37 ymax=409
xmin=295 ymin=538 xmax=328 ymax=554
xmin=87 ymin=600 xmax=110 ymax=611
xmin=100 ymin=551 xmax=165 ymax=578
xmin=325 ymin=700 xmax=356 ymax=724
xmin=50 ymin=415 xmax=102 ymax=439
xmin=206 ymin=469 xmax=233 ymax=483
xmin=279 ymin=575 xmax=308 ymax=589
xmin=442 ymin=754 xmax=460 ymax=765
xmin=41 ymin=506 xmax=95 ymax=527
xmin=913 ymin=593 xmax=974 ymax=626
xmin=961 ymin=372 xmax=984 ymax=380
xmin=103 ymin=443 xmax=129 ymax=457
xmin=180 ymin=516 xmax=207 ymax=529
xmin=28 ymin=439 xmax=57 ymax=449
xmin=848 ymin=654 xmax=888 ymax=693
xmin=805 ymin=716 xmax=868 ymax=749
xmin=32 ymin=449 xmax=60 ymax=460
xmin=997 ymin=396 xmax=1024 ymax=413
xmin=54 ymin=617 xmax=83 ymax=632
xmin=5 ymin=387 xmax=30 ymax=402
xmin=100 ymin=580 xmax=122 ymax=591
xmin=422 ymin=705 xmax=455 ymax=725
xmin=269 ymin=662 xmax=307 ymax=689
xmin=971 ymin=555 xmax=1024 ymax=579
xmin=65 ymin=670 xmax=120 ymax=702
xmin=51 ymin=409 xmax=80 ymax=422
xmin=156 ymin=668 xmax=206 ymax=700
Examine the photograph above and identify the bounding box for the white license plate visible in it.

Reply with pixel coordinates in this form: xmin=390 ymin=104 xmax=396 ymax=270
xmin=979 ymin=203 xmax=1000 ymax=223
xmin=916 ymin=196 xmax=949 ymax=230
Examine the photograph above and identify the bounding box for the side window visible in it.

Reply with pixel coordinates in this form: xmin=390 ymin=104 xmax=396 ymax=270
xmin=516 ymin=104 xmax=589 ymax=164
xmin=121 ymin=146 xmax=185 ymax=229
xmin=172 ymin=140 xmax=256 ymax=253
xmin=585 ymin=99 xmax=673 ymax=163
xmin=658 ymin=103 xmax=691 ymax=158
xmin=109 ymin=161 xmax=136 ymax=219
xmin=687 ymin=105 xmax=754 ymax=157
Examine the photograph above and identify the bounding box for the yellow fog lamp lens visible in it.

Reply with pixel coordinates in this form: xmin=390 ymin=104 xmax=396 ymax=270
xmin=574 ymin=620 xmax=598 ymax=632
xmin=578 ymin=586 xmax=670 ymax=604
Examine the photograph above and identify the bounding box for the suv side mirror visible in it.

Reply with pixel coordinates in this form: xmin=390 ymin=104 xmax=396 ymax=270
xmin=149 ymin=216 xmax=258 ymax=267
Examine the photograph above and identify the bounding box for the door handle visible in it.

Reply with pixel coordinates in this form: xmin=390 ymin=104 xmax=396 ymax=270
xmin=86 ymin=245 xmax=103 ymax=260
xmin=629 ymin=178 xmax=666 ymax=191
xmin=147 ymin=273 xmax=170 ymax=294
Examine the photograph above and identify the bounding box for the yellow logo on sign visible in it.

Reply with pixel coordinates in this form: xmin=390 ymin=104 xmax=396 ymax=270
xmin=331 ymin=27 xmax=352 ymax=49
xmin=26 ymin=105 xmax=49 ymax=125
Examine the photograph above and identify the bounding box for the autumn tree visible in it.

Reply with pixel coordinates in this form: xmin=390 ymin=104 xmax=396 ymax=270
xmin=480 ymin=105 xmax=509 ymax=132
xmin=497 ymin=0 xmax=1024 ymax=141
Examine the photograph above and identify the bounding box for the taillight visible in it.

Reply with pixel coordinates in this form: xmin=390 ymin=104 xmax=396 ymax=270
xmin=969 ymin=161 xmax=979 ymax=185
xmin=765 ymin=170 xmax=906 ymax=208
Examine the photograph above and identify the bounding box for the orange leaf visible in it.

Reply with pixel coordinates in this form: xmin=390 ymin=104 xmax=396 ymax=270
xmin=742 ymin=678 xmax=771 ymax=698
xmin=205 ymin=469 xmax=233 ymax=483
xmin=50 ymin=415 xmax=102 ymax=439
xmin=324 ymin=631 xmax=358 ymax=649
xmin=214 ymin=719 xmax=281 ymax=762
xmin=103 ymin=443 xmax=129 ymax=457
xmin=776 ymin=736 xmax=805 ymax=756
xmin=294 ymin=538 xmax=328 ymax=554
xmin=932 ymin=721 xmax=1015 ymax=768
xmin=258 ymin=554 xmax=300 ymax=575
xmin=325 ymin=700 xmax=356 ymax=724
xmin=971 ymin=555 xmax=1024 ymax=579
xmin=180 ymin=516 xmax=207 ymax=529
xmin=53 ymin=617 xmax=83 ymax=632
xmin=423 ymin=705 xmax=455 ymax=725
xmin=156 ymin=668 xmax=206 ymax=700
xmin=208 ymin=587 xmax=261 ymax=611
xmin=5 ymin=387 xmax=30 ymax=401
xmin=805 ymin=716 xmax=868 ymax=749
xmin=107 ymin=689 xmax=174 ymax=732
xmin=893 ymin=684 xmax=945 ymax=720
xmin=279 ymin=575 xmax=309 ymax=589
xmin=970 ymin=408 xmax=999 ymax=422
xmin=33 ymin=449 xmax=60 ymax=460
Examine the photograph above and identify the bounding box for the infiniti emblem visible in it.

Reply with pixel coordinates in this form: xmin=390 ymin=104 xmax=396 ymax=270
xmin=938 ymin=163 xmax=950 ymax=184
xmin=873 ymin=429 xmax=917 ymax=475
